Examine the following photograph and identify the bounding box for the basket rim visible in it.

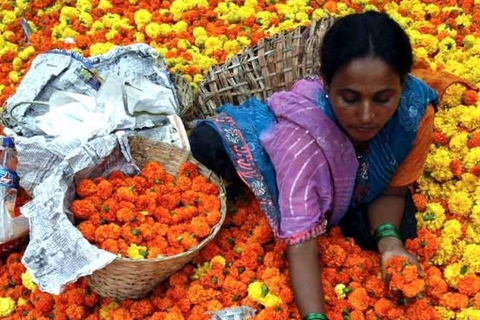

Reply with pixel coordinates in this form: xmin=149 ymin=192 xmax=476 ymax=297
xmin=96 ymin=137 xmax=227 ymax=264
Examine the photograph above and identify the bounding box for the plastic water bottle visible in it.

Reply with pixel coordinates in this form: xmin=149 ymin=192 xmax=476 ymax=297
xmin=0 ymin=137 xmax=19 ymax=218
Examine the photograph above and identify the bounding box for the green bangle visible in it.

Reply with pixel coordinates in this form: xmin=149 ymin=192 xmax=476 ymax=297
xmin=374 ymin=223 xmax=398 ymax=235
xmin=375 ymin=229 xmax=402 ymax=242
xmin=303 ymin=313 xmax=329 ymax=320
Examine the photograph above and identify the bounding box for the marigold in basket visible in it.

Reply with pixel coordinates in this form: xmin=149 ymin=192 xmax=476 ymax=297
xmin=73 ymin=161 xmax=221 ymax=259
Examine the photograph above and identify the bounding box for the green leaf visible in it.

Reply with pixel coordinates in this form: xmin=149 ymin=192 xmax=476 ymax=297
xmin=260 ymin=284 xmax=269 ymax=298
xmin=461 ymin=265 xmax=468 ymax=275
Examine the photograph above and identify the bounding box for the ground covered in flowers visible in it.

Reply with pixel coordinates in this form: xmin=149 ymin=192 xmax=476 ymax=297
xmin=1 ymin=0 xmax=480 ymax=319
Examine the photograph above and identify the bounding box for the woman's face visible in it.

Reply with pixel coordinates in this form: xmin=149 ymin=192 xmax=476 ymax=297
xmin=325 ymin=57 xmax=403 ymax=143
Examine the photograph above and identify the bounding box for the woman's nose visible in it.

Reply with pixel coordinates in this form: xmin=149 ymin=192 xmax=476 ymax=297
xmin=358 ymin=101 xmax=374 ymax=124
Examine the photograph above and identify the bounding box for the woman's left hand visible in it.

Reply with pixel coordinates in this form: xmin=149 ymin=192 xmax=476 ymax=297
xmin=378 ymin=236 xmax=424 ymax=284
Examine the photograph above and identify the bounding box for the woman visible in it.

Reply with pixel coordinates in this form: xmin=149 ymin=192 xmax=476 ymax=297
xmin=190 ymin=12 xmax=463 ymax=320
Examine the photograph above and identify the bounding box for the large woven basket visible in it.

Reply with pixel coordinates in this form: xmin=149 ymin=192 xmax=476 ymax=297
xmin=87 ymin=136 xmax=227 ymax=300
xmin=195 ymin=16 xmax=336 ymax=118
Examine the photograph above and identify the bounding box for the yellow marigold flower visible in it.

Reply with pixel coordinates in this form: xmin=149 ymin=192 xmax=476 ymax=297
xmin=127 ymin=244 xmax=148 ymax=260
xmin=155 ymin=46 xmax=169 ymax=57
xmin=79 ymin=12 xmax=93 ymax=27
xmin=17 ymin=298 xmax=27 ymax=307
xmin=12 ymin=57 xmax=22 ymax=71
xmin=18 ymin=46 xmax=35 ymax=61
xmin=134 ymin=9 xmax=152 ymax=27
xmin=173 ymin=21 xmax=188 ymax=34
xmin=416 ymin=202 xmax=446 ymax=231
xmin=0 ymin=85 xmax=4 ymax=95
xmin=425 ymin=4 xmax=440 ymax=16
xmin=76 ymin=0 xmax=93 ymax=11
xmin=464 ymin=147 xmax=480 ymax=169
xmin=448 ymin=191 xmax=473 ymax=217
xmin=295 ymin=11 xmax=309 ymax=23
xmin=170 ymin=0 xmax=209 ymax=21
xmin=211 ymin=255 xmax=226 ymax=267
xmin=334 ymin=283 xmax=347 ymax=300
xmin=247 ymin=282 xmax=283 ymax=307
xmin=457 ymin=308 xmax=480 ymax=320
xmin=237 ymin=36 xmax=251 ymax=47
xmin=21 ymin=270 xmax=37 ymax=291
xmin=435 ymin=306 xmax=455 ymax=320
xmin=456 ymin=173 xmax=478 ymax=193
xmin=134 ymin=32 xmax=145 ymax=42
xmin=8 ymin=71 xmax=19 ymax=83
xmin=418 ymin=176 xmax=442 ymax=199
xmin=129 ymin=0 xmax=137 ymax=3
xmin=191 ymin=262 xmax=210 ymax=280
xmin=463 ymin=35 xmax=476 ymax=49
xmin=425 ymin=148 xmax=453 ymax=182
xmin=2 ymin=11 xmax=17 ymax=24
xmin=99 ymin=301 xmax=119 ymax=319
xmin=98 ymin=0 xmax=113 ymax=10
xmin=443 ymin=262 xmax=464 ymax=287
xmin=312 ymin=9 xmax=326 ymax=20
xmin=105 ymin=29 xmax=118 ymax=41
xmin=193 ymin=74 xmax=203 ymax=83
xmin=433 ymin=238 xmax=455 ymax=266
xmin=90 ymin=42 xmax=116 ymax=56
xmin=223 ymin=40 xmax=241 ymax=55
xmin=462 ymin=244 xmax=480 ymax=273
xmin=204 ymin=36 xmax=223 ymax=55
xmin=177 ymin=39 xmax=191 ymax=50
xmin=193 ymin=27 xmax=207 ymax=38
xmin=439 ymin=37 xmax=457 ymax=54
xmin=456 ymin=14 xmax=472 ymax=29
xmin=145 ymin=22 xmax=161 ymax=39
xmin=449 ymin=132 xmax=469 ymax=158
xmin=60 ymin=6 xmax=79 ymax=19
xmin=442 ymin=219 xmax=463 ymax=242
xmin=0 ymin=297 xmax=15 ymax=317
xmin=465 ymin=226 xmax=480 ymax=244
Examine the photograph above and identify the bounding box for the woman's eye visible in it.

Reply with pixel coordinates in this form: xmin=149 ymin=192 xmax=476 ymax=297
xmin=375 ymin=96 xmax=391 ymax=104
xmin=342 ymin=96 xmax=358 ymax=104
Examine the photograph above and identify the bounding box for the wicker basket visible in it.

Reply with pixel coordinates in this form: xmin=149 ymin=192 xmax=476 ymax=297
xmin=195 ymin=16 xmax=336 ymax=118
xmin=87 ymin=136 xmax=227 ymax=300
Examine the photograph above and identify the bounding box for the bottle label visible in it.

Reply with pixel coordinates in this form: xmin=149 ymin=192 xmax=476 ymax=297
xmin=0 ymin=168 xmax=19 ymax=188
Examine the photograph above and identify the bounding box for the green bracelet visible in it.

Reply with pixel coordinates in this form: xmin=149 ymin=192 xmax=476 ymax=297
xmin=303 ymin=313 xmax=329 ymax=320
xmin=374 ymin=223 xmax=402 ymax=242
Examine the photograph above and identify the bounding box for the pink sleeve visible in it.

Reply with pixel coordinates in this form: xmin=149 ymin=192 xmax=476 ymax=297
xmin=262 ymin=121 xmax=333 ymax=245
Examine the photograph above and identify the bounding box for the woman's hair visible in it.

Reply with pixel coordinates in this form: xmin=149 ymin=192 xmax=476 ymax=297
xmin=320 ymin=11 xmax=413 ymax=85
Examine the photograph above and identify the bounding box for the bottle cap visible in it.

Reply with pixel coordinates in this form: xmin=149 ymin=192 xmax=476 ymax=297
xmin=2 ymin=137 xmax=15 ymax=148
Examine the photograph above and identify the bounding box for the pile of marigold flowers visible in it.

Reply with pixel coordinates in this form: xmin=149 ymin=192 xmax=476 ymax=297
xmin=73 ymin=161 xmax=221 ymax=259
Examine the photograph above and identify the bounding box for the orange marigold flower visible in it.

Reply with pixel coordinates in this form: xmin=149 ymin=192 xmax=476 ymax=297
xmin=97 ymin=180 xmax=113 ymax=200
xmin=109 ymin=308 xmax=133 ymax=320
xmin=116 ymin=207 xmax=136 ymax=223
xmin=77 ymin=221 xmax=96 ymax=242
xmin=457 ymin=274 xmax=480 ymax=296
xmin=100 ymin=239 xmax=120 ymax=254
xmin=373 ymin=298 xmax=395 ymax=317
xmin=433 ymin=131 xmax=449 ymax=146
xmin=467 ymin=131 xmax=480 ymax=148
xmin=84 ymin=289 xmax=99 ymax=308
xmin=116 ymin=186 xmax=137 ymax=203
xmin=66 ymin=288 xmax=86 ymax=305
xmin=71 ymin=199 xmax=97 ymax=220
xmin=142 ymin=161 xmax=167 ymax=185
xmin=463 ymin=89 xmax=478 ymax=105
xmin=129 ymin=299 xmax=154 ymax=319
xmin=76 ymin=179 xmax=97 ymax=198
xmin=347 ymin=287 xmax=369 ymax=311
xmin=450 ymin=159 xmax=463 ymax=179
xmin=412 ymin=193 xmax=428 ymax=212
xmin=85 ymin=195 xmax=103 ymax=211
xmin=441 ymin=292 xmax=469 ymax=310
xmin=321 ymin=245 xmax=347 ymax=268
xmin=471 ymin=165 xmax=480 ymax=176
xmin=94 ymin=224 xmax=121 ymax=243
xmin=473 ymin=292 xmax=480 ymax=309
xmin=31 ymin=289 xmax=55 ymax=313
xmin=205 ymin=210 xmax=221 ymax=227
xmin=191 ymin=176 xmax=208 ymax=192
xmin=179 ymin=162 xmax=199 ymax=178
xmin=405 ymin=228 xmax=439 ymax=263
xmin=121 ymin=224 xmax=143 ymax=245
xmin=66 ymin=305 xmax=86 ymax=320
xmin=132 ymin=176 xmax=149 ymax=194
xmin=191 ymin=216 xmax=211 ymax=239
xmin=135 ymin=194 xmax=157 ymax=213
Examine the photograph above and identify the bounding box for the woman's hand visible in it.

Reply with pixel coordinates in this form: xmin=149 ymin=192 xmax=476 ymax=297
xmin=378 ymin=236 xmax=424 ymax=283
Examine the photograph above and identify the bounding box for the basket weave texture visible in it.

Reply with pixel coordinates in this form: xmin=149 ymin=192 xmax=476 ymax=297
xmin=87 ymin=136 xmax=227 ymax=300
xmin=194 ymin=16 xmax=335 ymax=118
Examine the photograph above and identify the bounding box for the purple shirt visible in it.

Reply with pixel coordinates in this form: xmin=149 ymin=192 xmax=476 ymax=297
xmin=261 ymin=79 xmax=358 ymax=244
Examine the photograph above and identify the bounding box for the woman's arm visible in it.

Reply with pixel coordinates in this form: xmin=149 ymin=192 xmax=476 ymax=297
xmin=288 ymin=238 xmax=326 ymax=318
xmin=368 ymin=187 xmax=423 ymax=277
